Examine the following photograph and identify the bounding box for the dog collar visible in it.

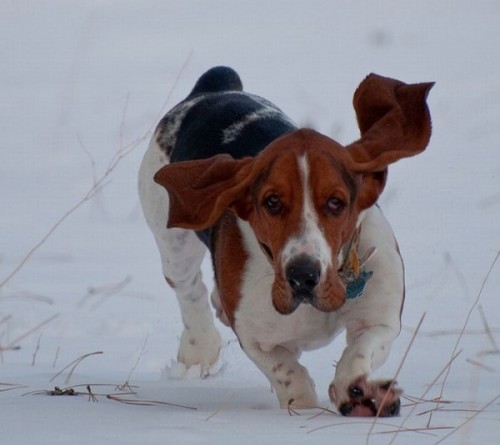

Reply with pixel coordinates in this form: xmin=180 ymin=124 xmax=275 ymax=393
xmin=338 ymin=227 xmax=375 ymax=300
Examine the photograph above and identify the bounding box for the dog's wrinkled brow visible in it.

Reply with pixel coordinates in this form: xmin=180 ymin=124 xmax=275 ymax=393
xmin=251 ymin=158 xmax=277 ymax=202
xmin=328 ymin=157 xmax=358 ymax=204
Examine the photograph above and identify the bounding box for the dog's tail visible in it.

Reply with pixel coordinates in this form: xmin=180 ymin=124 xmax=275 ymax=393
xmin=188 ymin=66 xmax=243 ymax=97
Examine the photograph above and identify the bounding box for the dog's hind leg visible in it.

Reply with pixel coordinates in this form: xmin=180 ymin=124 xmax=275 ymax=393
xmin=139 ymin=139 xmax=221 ymax=377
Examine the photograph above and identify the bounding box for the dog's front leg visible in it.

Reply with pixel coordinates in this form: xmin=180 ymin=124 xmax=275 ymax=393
xmin=328 ymin=206 xmax=405 ymax=416
xmin=329 ymin=324 xmax=401 ymax=416
xmin=241 ymin=341 xmax=318 ymax=409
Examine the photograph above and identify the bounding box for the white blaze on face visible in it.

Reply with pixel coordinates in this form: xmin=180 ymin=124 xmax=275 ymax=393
xmin=281 ymin=154 xmax=333 ymax=275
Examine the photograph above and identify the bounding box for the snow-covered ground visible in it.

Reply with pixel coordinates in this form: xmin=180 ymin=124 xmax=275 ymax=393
xmin=1 ymin=1 xmax=499 ymax=444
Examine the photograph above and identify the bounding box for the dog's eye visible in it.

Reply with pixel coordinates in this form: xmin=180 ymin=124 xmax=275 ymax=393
xmin=264 ymin=194 xmax=283 ymax=215
xmin=326 ymin=197 xmax=345 ymax=216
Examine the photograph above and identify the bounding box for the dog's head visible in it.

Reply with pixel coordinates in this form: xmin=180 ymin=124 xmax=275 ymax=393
xmin=154 ymin=74 xmax=433 ymax=315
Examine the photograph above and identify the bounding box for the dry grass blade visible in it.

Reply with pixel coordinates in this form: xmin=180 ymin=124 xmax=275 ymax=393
xmin=375 ymin=426 xmax=454 ymax=436
xmin=0 ymin=290 xmax=54 ymax=305
xmin=0 ymin=181 xmax=107 ymax=288
xmin=308 ymin=420 xmax=413 ymax=435
xmin=0 ymin=314 xmax=12 ymax=326
xmin=365 ymin=312 xmax=426 ymax=445
xmin=287 ymin=398 xmax=302 ymax=416
xmin=50 ymin=351 xmax=103 ymax=385
xmin=87 ymin=385 xmax=98 ymax=402
xmin=414 ymin=327 xmax=500 ymax=337
xmin=205 ymin=393 xmax=235 ymax=421
xmin=118 ymin=333 xmax=149 ymax=390
xmin=384 ymin=251 xmax=499 ymax=444
xmin=286 ymin=399 xmax=338 ymax=418
xmin=306 ymin=405 xmax=340 ymax=420
xmin=31 ymin=334 xmax=42 ymax=366
xmin=401 ymin=394 xmax=450 ymax=406
xmin=106 ymin=394 xmax=196 ymax=410
xmin=478 ymin=305 xmax=498 ymax=351
xmin=0 ymin=383 xmax=28 ymax=393
xmin=0 ymin=51 xmax=192 ymax=290
xmin=429 ymin=250 xmax=500 ymax=426
xmin=465 ymin=358 xmax=495 ymax=372
xmin=70 ymin=382 xmax=139 ymax=391
xmin=23 ymin=382 xmax=140 ymax=399
xmin=386 ymin=350 xmax=461 ymax=444
xmin=431 ymin=395 xmax=500 ymax=445
xmin=78 ymin=276 xmax=132 ymax=310
xmin=0 ymin=313 xmax=59 ymax=352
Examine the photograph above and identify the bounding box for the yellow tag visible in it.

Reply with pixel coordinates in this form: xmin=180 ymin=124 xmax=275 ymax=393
xmin=350 ymin=249 xmax=361 ymax=277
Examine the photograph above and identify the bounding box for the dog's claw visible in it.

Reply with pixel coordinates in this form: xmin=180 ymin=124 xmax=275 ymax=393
xmin=380 ymin=398 xmax=401 ymax=417
xmin=339 ymin=402 xmax=354 ymax=416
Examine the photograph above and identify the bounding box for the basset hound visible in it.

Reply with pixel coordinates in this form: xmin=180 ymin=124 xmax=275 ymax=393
xmin=138 ymin=66 xmax=433 ymax=416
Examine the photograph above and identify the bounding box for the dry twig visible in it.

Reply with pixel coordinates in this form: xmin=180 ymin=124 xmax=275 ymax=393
xmin=428 ymin=250 xmax=500 ymax=426
xmin=431 ymin=395 xmax=500 ymax=445
xmin=50 ymin=351 xmax=103 ymax=385
xmin=386 ymin=350 xmax=462 ymax=444
xmin=205 ymin=393 xmax=236 ymax=421
xmin=465 ymin=358 xmax=495 ymax=372
xmin=106 ymin=394 xmax=196 ymax=410
xmin=87 ymin=385 xmax=98 ymax=402
xmin=78 ymin=276 xmax=132 ymax=310
xmin=365 ymin=313 xmax=426 ymax=445
xmin=478 ymin=305 xmax=499 ymax=351
xmin=0 ymin=313 xmax=59 ymax=352
xmin=115 ymin=333 xmax=149 ymax=391
xmin=0 ymin=51 xmax=192 ymax=290
xmin=31 ymin=334 xmax=42 ymax=366
xmin=0 ymin=383 xmax=28 ymax=393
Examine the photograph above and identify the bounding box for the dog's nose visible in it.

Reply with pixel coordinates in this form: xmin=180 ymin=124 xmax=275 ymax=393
xmin=286 ymin=255 xmax=321 ymax=295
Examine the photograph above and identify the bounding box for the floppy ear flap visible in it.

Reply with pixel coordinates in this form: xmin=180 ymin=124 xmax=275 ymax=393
xmin=154 ymin=154 xmax=254 ymax=230
xmin=346 ymin=73 xmax=434 ymax=210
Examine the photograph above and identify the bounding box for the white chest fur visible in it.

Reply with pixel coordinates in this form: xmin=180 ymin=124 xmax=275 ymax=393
xmin=233 ymin=205 xmax=403 ymax=355
xmin=234 ymin=219 xmax=342 ymax=354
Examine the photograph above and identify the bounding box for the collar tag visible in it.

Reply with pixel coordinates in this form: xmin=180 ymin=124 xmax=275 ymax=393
xmin=339 ymin=228 xmax=375 ymax=300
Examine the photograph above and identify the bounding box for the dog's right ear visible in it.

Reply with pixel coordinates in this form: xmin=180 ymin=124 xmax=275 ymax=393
xmin=154 ymin=155 xmax=254 ymax=230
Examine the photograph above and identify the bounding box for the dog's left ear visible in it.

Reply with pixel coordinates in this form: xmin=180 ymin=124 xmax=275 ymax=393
xmin=346 ymin=74 xmax=434 ymax=210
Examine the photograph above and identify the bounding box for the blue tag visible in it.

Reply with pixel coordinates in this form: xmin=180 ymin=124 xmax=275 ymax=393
xmin=345 ymin=270 xmax=373 ymax=300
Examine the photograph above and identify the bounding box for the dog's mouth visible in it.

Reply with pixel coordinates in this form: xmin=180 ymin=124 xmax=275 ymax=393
xmin=261 ymin=235 xmax=373 ymax=314
xmin=273 ymin=275 xmax=347 ymax=315
xmin=272 ymin=260 xmax=348 ymax=315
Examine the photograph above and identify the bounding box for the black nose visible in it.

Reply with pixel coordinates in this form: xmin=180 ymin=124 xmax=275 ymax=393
xmin=286 ymin=255 xmax=321 ymax=295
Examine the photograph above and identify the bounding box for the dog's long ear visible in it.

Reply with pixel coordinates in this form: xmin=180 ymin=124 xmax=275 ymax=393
xmin=154 ymin=155 xmax=254 ymax=230
xmin=346 ymin=73 xmax=434 ymax=210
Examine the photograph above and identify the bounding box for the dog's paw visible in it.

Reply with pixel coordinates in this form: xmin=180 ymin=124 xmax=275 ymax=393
xmin=177 ymin=326 xmax=222 ymax=375
xmin=165 ymin=357 xmax=225 ymax=380
xmin=330 ymin=376 xmax=402 ymax=417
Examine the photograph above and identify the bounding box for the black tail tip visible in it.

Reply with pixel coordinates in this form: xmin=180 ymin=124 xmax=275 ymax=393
xmin=189 ymin=66 xmax=243 ymax=96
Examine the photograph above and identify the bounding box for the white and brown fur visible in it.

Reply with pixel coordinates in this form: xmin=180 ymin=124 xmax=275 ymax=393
xmin=139 ymin=67 xmax=433 ymax=416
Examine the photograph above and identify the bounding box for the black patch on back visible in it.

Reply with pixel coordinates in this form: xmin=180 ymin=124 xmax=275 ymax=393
xmin=153 ymin=66 xmax=297 ymax=247
xmin=171 ymin=93 xmax=295 ymax=162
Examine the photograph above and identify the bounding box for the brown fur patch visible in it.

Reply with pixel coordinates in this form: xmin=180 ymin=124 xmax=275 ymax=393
xmin=212 ymin=213 xmax=248 ymax=327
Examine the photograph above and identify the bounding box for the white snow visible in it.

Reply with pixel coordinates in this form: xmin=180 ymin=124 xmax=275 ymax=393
xmin=1 ymin=1 xmax=499 ymax=444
